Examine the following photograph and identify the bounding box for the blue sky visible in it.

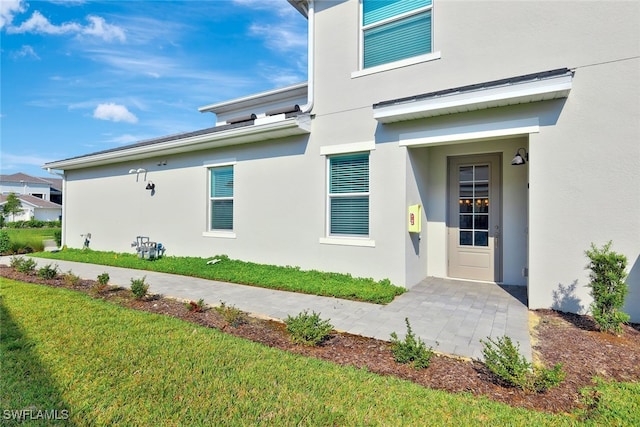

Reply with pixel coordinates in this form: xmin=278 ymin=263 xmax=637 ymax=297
xmin=1 ymin=0 xmax=307 ymax=178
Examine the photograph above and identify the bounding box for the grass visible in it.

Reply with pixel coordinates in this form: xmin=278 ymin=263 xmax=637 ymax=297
xmin=1 ymin=279 xmax=616 ymax=426
xmin=33 ymin=250 xmax=405 ymax=304
xmin=2 ymin=228 xmax=59 ymax=253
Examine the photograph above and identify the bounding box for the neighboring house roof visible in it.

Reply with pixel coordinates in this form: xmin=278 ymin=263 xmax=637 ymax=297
xmin=0 ymin=172 xmax=53 ymax=185
xmin=373 ymin=68 xmax=574 ymax=123
xmin=0 ymin=173 xmax=62 ymax=192
xmin=0 ymin=194 xmax=62 ymax=209
xmin=46 ymin=178 xmax=63 ymax=192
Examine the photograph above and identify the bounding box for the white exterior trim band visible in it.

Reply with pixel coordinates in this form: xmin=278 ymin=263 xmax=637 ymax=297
xmin=374 ymin=73 xmax=572 ymax=123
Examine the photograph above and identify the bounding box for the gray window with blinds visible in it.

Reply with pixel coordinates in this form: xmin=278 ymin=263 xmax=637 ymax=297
xmin=328 ymin=153 xmax=370 ymax=236
xmin=362 ymin=0 xmax=433 ymax=69
xmin=209 ymin=166 xmax=233 ymax=231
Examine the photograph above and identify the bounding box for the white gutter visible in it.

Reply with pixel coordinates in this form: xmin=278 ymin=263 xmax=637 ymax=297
xmin=43 ymin=115 xmax=311 ymax=171
xmin=300 ymin=0 xmax=314 ymax=113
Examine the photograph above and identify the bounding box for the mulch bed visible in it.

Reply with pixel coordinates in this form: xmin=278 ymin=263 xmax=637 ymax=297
xmin=2 ymin=264 xmax=639 ymax=414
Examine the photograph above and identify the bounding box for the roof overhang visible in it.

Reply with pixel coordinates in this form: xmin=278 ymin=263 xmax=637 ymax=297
xmin=198 ymin=83 xmax=308 ymax=115
xmin=287 ymin=0 xmax=309 ymax=18
xmin=373 ymin=68 xmax=573 ymax=124
xmin=44 ymin=114 xmax=311 ymax=171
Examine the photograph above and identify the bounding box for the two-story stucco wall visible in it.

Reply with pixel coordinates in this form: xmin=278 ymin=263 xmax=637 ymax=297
xmin=311 ymin=0 xmax=639 ymax=318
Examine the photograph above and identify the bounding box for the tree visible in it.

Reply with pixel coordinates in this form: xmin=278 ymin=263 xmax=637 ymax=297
xmin=2 ymin=193 xmax=23 ymax=222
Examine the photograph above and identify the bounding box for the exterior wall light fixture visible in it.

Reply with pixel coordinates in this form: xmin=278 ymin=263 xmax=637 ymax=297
xmin=511 ymin=148 xmax=528 ymax=166
xmin=145 ymin=182 xmax=155 ymax=190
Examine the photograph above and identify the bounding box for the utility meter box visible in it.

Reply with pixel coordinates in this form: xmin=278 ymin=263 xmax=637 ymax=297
xmin=408 ymin=204 xmax=421 ymax=233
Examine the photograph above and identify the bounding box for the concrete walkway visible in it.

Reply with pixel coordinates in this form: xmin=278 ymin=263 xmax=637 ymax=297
xmin=0 ymin=256 xmax=531 ymax=361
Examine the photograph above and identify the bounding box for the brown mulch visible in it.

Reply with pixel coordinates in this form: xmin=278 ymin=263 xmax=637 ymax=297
xmin=2 ymin=265 xmax=639 ymax=415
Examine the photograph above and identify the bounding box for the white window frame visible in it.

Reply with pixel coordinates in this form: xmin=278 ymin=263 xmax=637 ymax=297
xmin=353 ymin=0 xmax=440 ymax=78
xmin=320 ymin=145 xmax=375 ymax=247
xmin=202 ymin=161 xmax=236 ymax=238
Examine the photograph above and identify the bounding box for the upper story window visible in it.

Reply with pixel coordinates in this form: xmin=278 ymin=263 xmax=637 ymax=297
xmin=209 ymin=166 xmax=234 ymax=231
xmin=362 ymin=0 xmax=433 ymax=69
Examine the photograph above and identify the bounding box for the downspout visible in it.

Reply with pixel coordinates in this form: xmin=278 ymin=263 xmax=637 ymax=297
xmin=47 ymin=168 xmax=66 ymax=248
xmin=300 ymin=0 xmax=315 ymax=113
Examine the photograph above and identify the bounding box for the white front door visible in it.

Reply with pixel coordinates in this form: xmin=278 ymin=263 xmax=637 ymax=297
xmin=448 ymin=154 xmax=502 ymax=282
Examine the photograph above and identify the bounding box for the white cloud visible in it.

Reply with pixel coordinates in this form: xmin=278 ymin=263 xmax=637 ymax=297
xmin=6 ymin=10 xmax=125 ymax=42
xmin=12 ymin=45 xmax=40 ymax=60
xmin=232 ymin=0 xmax=297 ymax=18
xmin=248 ymin=22 xmax=307 ymax=53
xmin=81 ymin=16 xmax=126 ymax=42
xmin=0 ymin=0 xmax=24 ymax=30
xmin=93 ymin=103 xmax=138 ymax=123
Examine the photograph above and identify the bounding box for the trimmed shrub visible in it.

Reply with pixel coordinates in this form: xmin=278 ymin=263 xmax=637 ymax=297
xmin=390 ymin=318 xmax=435 ymax=370
xmin=0 ymin=230 xmax=10 ymax=255
xmin=63 ymin=270 xmax=81 ymax=287
xmin=53 ymin=229 xmax=62 ymax=247
xmin=585 ymin=241 xmax=630 ymax=334
xmin=186 ymin=299 xmax=206 ymax=313
xmin=285 ymin=310 xmax=333 ymax=346
xmin=480 ymin=335 xmax=565 ymax=392
xmin=37 ymin=263 xmax=59 ymax=280
xmin=11 ymin=256 xmax=37 ymax=274
xmin=130 ymin=276 xmax=149 ymax=299
xmin=214 ymin=301 xmax=246 ymax=327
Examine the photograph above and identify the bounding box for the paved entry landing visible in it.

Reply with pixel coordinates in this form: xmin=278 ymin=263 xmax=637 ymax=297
xmin=0 ymin=257 xmax=531 ymax=361
xmin=380 ymin=277 xmax=531 ymax=360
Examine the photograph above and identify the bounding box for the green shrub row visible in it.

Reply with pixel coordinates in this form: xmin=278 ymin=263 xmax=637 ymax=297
xmin=3 ymin=219 xmax=61 ymax=228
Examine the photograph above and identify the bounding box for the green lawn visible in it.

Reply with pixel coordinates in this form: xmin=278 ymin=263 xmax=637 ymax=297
xmin=2 ymin=228 xmax=59 ymax=253
xmin=33 ymin=249 xmax=405 ymax=304
xmin=0 ymin=280 xmax=602 ymax=426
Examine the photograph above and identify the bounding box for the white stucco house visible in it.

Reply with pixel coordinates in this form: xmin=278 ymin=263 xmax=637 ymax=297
xmin=44 ymin=0 xmax=640 ymax=322
xmin=0 ymin=173 xmax=63 ymax=221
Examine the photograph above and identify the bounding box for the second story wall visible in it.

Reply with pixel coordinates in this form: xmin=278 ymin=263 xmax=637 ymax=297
xmin=311 ymin=0 xmax=639 ymax=139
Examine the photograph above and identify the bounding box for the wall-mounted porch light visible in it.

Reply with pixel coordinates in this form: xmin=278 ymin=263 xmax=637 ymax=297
xmin=511 ymin=148 xmax=528 ymax=166
xmin=145 ymin=182 xmax=155 ymax=191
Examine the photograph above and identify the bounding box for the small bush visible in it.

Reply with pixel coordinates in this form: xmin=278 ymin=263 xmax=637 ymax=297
xmin=97 ymin=272 xmax=110 ymax=286
xmin=11 ymin=256 xmax=37 ymax=274
xmin=480 ymin=335 xmax=565 ymax=392
xmin=186 ymin=299 xmax=206 ymax=313
xmin=285 ymin=310 xmax=333 ymax=346
xmin=62 ymin=270 xmax=81 ymax=287
xmin=390 ymin=318 xmax=435 ymax=370
xmin=91 ymin=273 xmax=110 ymax=294
xmin=585 ymin=241 xmax=630 ymax=334
xmin=0 ymin=230 xmax=10 ymax=254
xmin=37 ymin=263 xmax=59 ymax=280
xmin=130 ymin=276 xmax=149 ymax=300
xmin=53 ymin=229 xmax=62 ymax=247
xmin=214 ymin=301 xmax=246 ymax=327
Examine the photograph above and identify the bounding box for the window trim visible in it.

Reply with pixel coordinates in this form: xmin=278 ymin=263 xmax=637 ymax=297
xmin=356 ymin=0 xmax=437 ymax=75
xmin=321 ymin=151 xmax=375 ymax=246
xmin=203 ymin=161 xmax=236 ymax=237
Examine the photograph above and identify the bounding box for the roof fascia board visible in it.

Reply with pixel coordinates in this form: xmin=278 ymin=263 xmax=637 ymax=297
xmin=44 ymin=115 xmax=311 ymax=171
xmin=374 ymin=73 xmax=572 ymax=123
